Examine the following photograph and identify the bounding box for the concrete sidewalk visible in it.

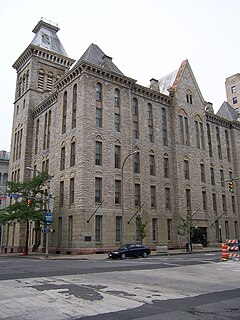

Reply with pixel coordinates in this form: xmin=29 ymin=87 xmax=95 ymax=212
xmin=0 ymin=246 xmax=221 ymax=260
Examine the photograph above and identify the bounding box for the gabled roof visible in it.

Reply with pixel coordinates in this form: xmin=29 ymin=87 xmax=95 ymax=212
xmin=216 ymin=101 xmax=239 ymax=121
xmin=75 ymin=43 xmax=124 ymax=75
xmin=31 ymin=19 xmax=68 ymax=56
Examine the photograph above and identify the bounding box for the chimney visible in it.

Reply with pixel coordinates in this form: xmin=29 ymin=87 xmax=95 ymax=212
xmin=102 ymin=55 xmax=113 ymax=70
xmin=150 ymin=78 xmax=159 ymax=91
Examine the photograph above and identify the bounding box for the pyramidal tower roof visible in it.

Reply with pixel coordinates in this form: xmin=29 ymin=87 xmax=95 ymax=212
xmin=216 ymin=101 xmax=239 ymax=121
xmin=76 ymin=43 xmax=124 ymax=75
xmin=31 ymin=18 xmax=68 ymax=56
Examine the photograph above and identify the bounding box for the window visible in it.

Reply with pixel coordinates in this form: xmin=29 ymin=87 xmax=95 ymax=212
xmin=225 ymin=130 xmax=231 ymax=162
xmin=135 ymin=183 xmax=141 ymax=207
xmin=43 ymin=113 xmax=47 ymax=150
xmin=200 ymin=163 xmax=205 ymax=183
xmin=47 ymin=111 xmax=51 ymax=149
xmin=186 ymin=189 xmax=191 ymax=210
xmin=206 ymin=123 xmax=212 ymax=157
xmin=150 ymin=155 xmax=155 ymax=176
xmin=184 ymin=160 xmax=189 ymax=180
xmin=95 ymin=215 xmax=102 ymax=242
xmin=222 ymin=195 xmax=227 ymax=212
xmin=95 ymin=177 xmax=102 ymax=203
xmin=116 ymin=216 xmax=122 ymax=242
xmin=47 ymin=72 xmax=53 ymax=91
xmin=132 ymin=98 xmax=139 ymax=139
xmin=234 ymin=221 xmax=238 ymax=239
xmin=58 ymin=217 xmax=62 ymax=245
xmin=134 ymin=152 xmax=140 ymax=174
xmin=233 ymin=97 xmax=238 ymax=104
xmin=35 ymin=119 xmax=39 ymax=154
xmin=70 ymin=141 xmax=76 ymax=166
xmin=210 ymin=167 xmax=215 ymax=185
xmin=114 ymin=113 xmax=120 ymax=132
xmin=96 ymin=83 xmax=102 ymax=101
xmin=179 ymin=115 xmax=189 ymax=145
xmin=114 ymin=89 xmax=120 ymax=107
xmin=220 ymin=169 xmax=224 ymax=187
xmin=216 ymin=127 xmax=222 ymax=159
xmin=115 ymin=180 xmax=121 ymax=205
xmin=72 ymin=84 xmax=77 ymax=129
xmin=195 ymin=121 xmax=200 ymax=149
xmin=212 ymin=193 xmax=217 ymax=213
xmin=195 ymin=120 xmax=205 ymax=149
xmin=165 ymin=187 xmax=171 ymax=209
xmin=62 ymin=91 xmax=67 ymax=134
xmin=225 ymin=221 xmax=229 ymax=239
xmin=151 ymin=186 xmax=156 ymax=208
xmin=96 ymin=108 xmax=102 ymax=128
xmin=161 ymin=108 xmax=168 ymax=146
xmin=152 ymin=218 xmax=157 ymax=242
xmin=38 ymin=69 xmax=44 ymax=90
xmin=231 ymin=85 xmax=236 ymax=93
xmin=202 ymin=191 xmax=207 ymax=211
xmin=167 ymin=219 xmax=172 ymax=241
xmin=95 ymin=141 xmax=102 ymax=166
xmin=147 ymin=103 xmax=154 ymax=142
xmin=232 ymin=196 xmax=236 ymax=215
xmin=68 ymin=216 xmax=73 ymax=243
xmin=60 ymin=146 xmax=65 ymax=170
xmin=164 ymin=156 xmax=169 ymax=178
xmin=115 ymin=145 xmax=121 ymax=169
xmin=59 ymin=181 xmax=64 ymax=207
xmin=69 ymin=178 xmax=75 ymax=205
xmin=186 ymin=90 xmax=193 ymax=104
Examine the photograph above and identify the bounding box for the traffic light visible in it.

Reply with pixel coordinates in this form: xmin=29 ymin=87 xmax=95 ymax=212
xmin=27 ymin=199 xmax=31 ymax=207
xmin=228 ymin=181 xmax=234 ymax=193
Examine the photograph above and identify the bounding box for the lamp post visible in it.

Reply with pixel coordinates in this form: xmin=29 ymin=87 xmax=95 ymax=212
xmin=121 ymin=151 xmax=137 ymax=243
xmin=27 ymin=166 xmax=51 ymax=257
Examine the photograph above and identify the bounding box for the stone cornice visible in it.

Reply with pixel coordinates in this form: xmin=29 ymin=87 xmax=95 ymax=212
xmin=32 ymin=91 xmax=58 ymax=118
xmin=206 ymin=112 xmax=240 ymax=129
xmin=12 ymin=44 xmax=75 ymax=72
xmin=132 ymin=84 xmax=172 ymax=106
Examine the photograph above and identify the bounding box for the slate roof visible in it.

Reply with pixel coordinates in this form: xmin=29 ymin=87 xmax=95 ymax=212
xmin=216 ymin=101 xmax=239 ymax=121
xmin=76 ymin=43 xmax=124 ymax=75
xmin=158 ymin=69 xmax=179 ymax=95
xmin=31 ymin=20 xmax=68 ymax=56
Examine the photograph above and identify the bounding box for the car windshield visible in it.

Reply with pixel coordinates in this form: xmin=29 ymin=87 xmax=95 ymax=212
xmin=118 ymin=244 xmax=129 ymax=250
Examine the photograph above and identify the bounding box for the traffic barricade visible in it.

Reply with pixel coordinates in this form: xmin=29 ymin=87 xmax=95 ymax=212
xmin=226 ymin=239 xmax=239 ymax=261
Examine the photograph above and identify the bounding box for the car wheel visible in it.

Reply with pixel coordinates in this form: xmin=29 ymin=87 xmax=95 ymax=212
xmin=142 ymin=252 xmax=148 ymax=258
xmin=120 ymin=253 xmax=126 ymax=259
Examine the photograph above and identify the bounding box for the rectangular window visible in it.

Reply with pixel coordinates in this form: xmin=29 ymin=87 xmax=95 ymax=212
xmin=95 ymin=177 xmax=102 ymax=203
xmin=200 ymin=123 xmax=205 ymax=150
xmin=184 ymin=117 xmax=190 ymax=146
xmin=151 ymin=186 xmax=156 ymax=208
xmin=70 ymin=142 xmax=75 ymax=166
xmin=115 ymin=145 xmax=121 ymax=169
xmin=62 ymin=91 xmax=67 ymax=134
xmin=116 ymin=216 xmax=122 ymax=242
xmin=207 ymin=123 xmax=212 ymax=157
xmin=134 ymin=152 xmax=140 ymax=174
xmin=202 ymin=191 xmax=207 ymax=211
xmin=216 ymin=127 xmax=222 ymax=160
xmin=231 ymin=85 xmax=236 ymax=93
xmin=165 ymin=187 xmax=171 ymax=210
xmin=234 ymin=221 xmax=238 ymax=239
xmin=115 ymin=113 xmax=120 ymax=132
xmin=58 ymin=217 xmax=62 ymax=245
xmin=184 ymin=160 xmax=189 ymax=180
xmin=162 ymin=108 xmax=168 ymax=146
xmin=68 ymin=216 xmax=73 ymax=243
xmin=212 ymin=193 xmax=217 ymax=213
xmin=60 ymin=147 xmax=65 ymax=170
xmin=186 ymin=189 xmax=191 ymax=210
xmin=150 ymin=155 xmax=155 ymax=176
xmin=210 ymin=167 xmax=215 ymax=185
xmin=164 ymin=157 xmax=169 ymax=178
xmin=115 ymin=180 xmax=121 ymax=205
xmin=95 ymin=141 xmax=102 ymax=166
xmin=152 ymin=218 xmax=157 ymax=242
xmin=195 ymin=121 xmax=200 ymax=149
xmin=72 ymin=84 xmax=77 ymax=128
xmin=95 ymin=215 xmax=102 ymax=242
xmin=167 ymin=219 xmax=172 ymax=241
xmin=225 ymin=221 xmax=229 ymax=239
xmin=69 ymin=178 xmax=74 ymax=205
xmin=59 ymin=181 xmax=64 ymax=207
xmin=225 ymin=130 xmax=231 ymax=162
xmin=179 ymin=115 xmax=184 ymax=144
xmin=200 ymin=163 xmax=205 ymax=183
xmin=96 ymin=108 xmax=102 ymax=128
xmin=220 ymin=170 xmax=224 ymax=187
xmin=233 ymin=96 xmax=238 ymax=104
xmin=135 ymin=183 xmax=141 ymax=207
xmin=232 ymin=196 xmax=236 ymax=214
xmin=222 ymin=195 xmax=227 ymax=212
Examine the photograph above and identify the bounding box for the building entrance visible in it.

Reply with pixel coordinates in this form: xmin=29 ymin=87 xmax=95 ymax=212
xmin=192 ymin=227 xmax=208 ymax=247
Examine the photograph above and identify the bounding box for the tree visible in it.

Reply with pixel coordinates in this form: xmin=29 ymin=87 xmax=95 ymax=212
xmin=135 ymin=215 xmax=148 ymax=244
xmin=177 ymin=209 xmax=198 ymax=252
xmin=0 ymin=172 xmax=51 ymax=255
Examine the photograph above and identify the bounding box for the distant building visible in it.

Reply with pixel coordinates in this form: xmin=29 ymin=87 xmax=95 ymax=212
xmin=2 ymin=19 xmax=240 ymax=254
xmin=225 ymin=73 xmax=240 ymax=111
xmin=0 ymin=151 xmax=9 ymax=247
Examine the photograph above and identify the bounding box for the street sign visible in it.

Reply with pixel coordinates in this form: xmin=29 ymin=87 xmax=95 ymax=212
xmin=44 ymin=227 xmax=50 ymax=233
xmin=8 ymin=193 xmax=18 ymax=198
xmin=45 ymin=211 xmax=52 ymax=224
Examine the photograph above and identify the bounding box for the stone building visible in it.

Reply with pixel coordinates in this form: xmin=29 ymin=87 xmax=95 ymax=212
xmin=2 ymin=19 xmax=240 ymax=254
xmin=0 ymin=151 xmax=9 ymax=248
xmin=225 ymin=73 xmax=240 ymax=111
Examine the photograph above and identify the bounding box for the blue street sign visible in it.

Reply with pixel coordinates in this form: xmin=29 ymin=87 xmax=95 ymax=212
xmin=8 ymin=193 xmax=18 ymax=198
xmin=44 ymin=227 xmax=50 ymax=233
xmin=45 ymin=211 xmax=52 ymax=224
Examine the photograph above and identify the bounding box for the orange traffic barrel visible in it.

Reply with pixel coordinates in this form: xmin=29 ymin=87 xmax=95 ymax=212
xmin=221 ymin=243 xmax=229 ymax=261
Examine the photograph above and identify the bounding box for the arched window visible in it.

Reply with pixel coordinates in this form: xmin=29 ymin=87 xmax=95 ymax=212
xmin=38 ymin=69 xmax=45 ymax=90
xmin=70 ymin=137 xmax=76 ymax=167
xmin=186 ymin=89 xmax=193 ymax=104
xmin=62 ymin=91 xmax=67 ymax=134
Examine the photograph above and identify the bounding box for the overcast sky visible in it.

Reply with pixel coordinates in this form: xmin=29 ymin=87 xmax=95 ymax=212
xmin=1 ymin=0 xmax=240 ymax=151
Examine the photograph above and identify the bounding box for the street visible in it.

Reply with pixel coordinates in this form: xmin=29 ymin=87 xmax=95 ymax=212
xmin=0 ymin=252 xmax=240 ymax=319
